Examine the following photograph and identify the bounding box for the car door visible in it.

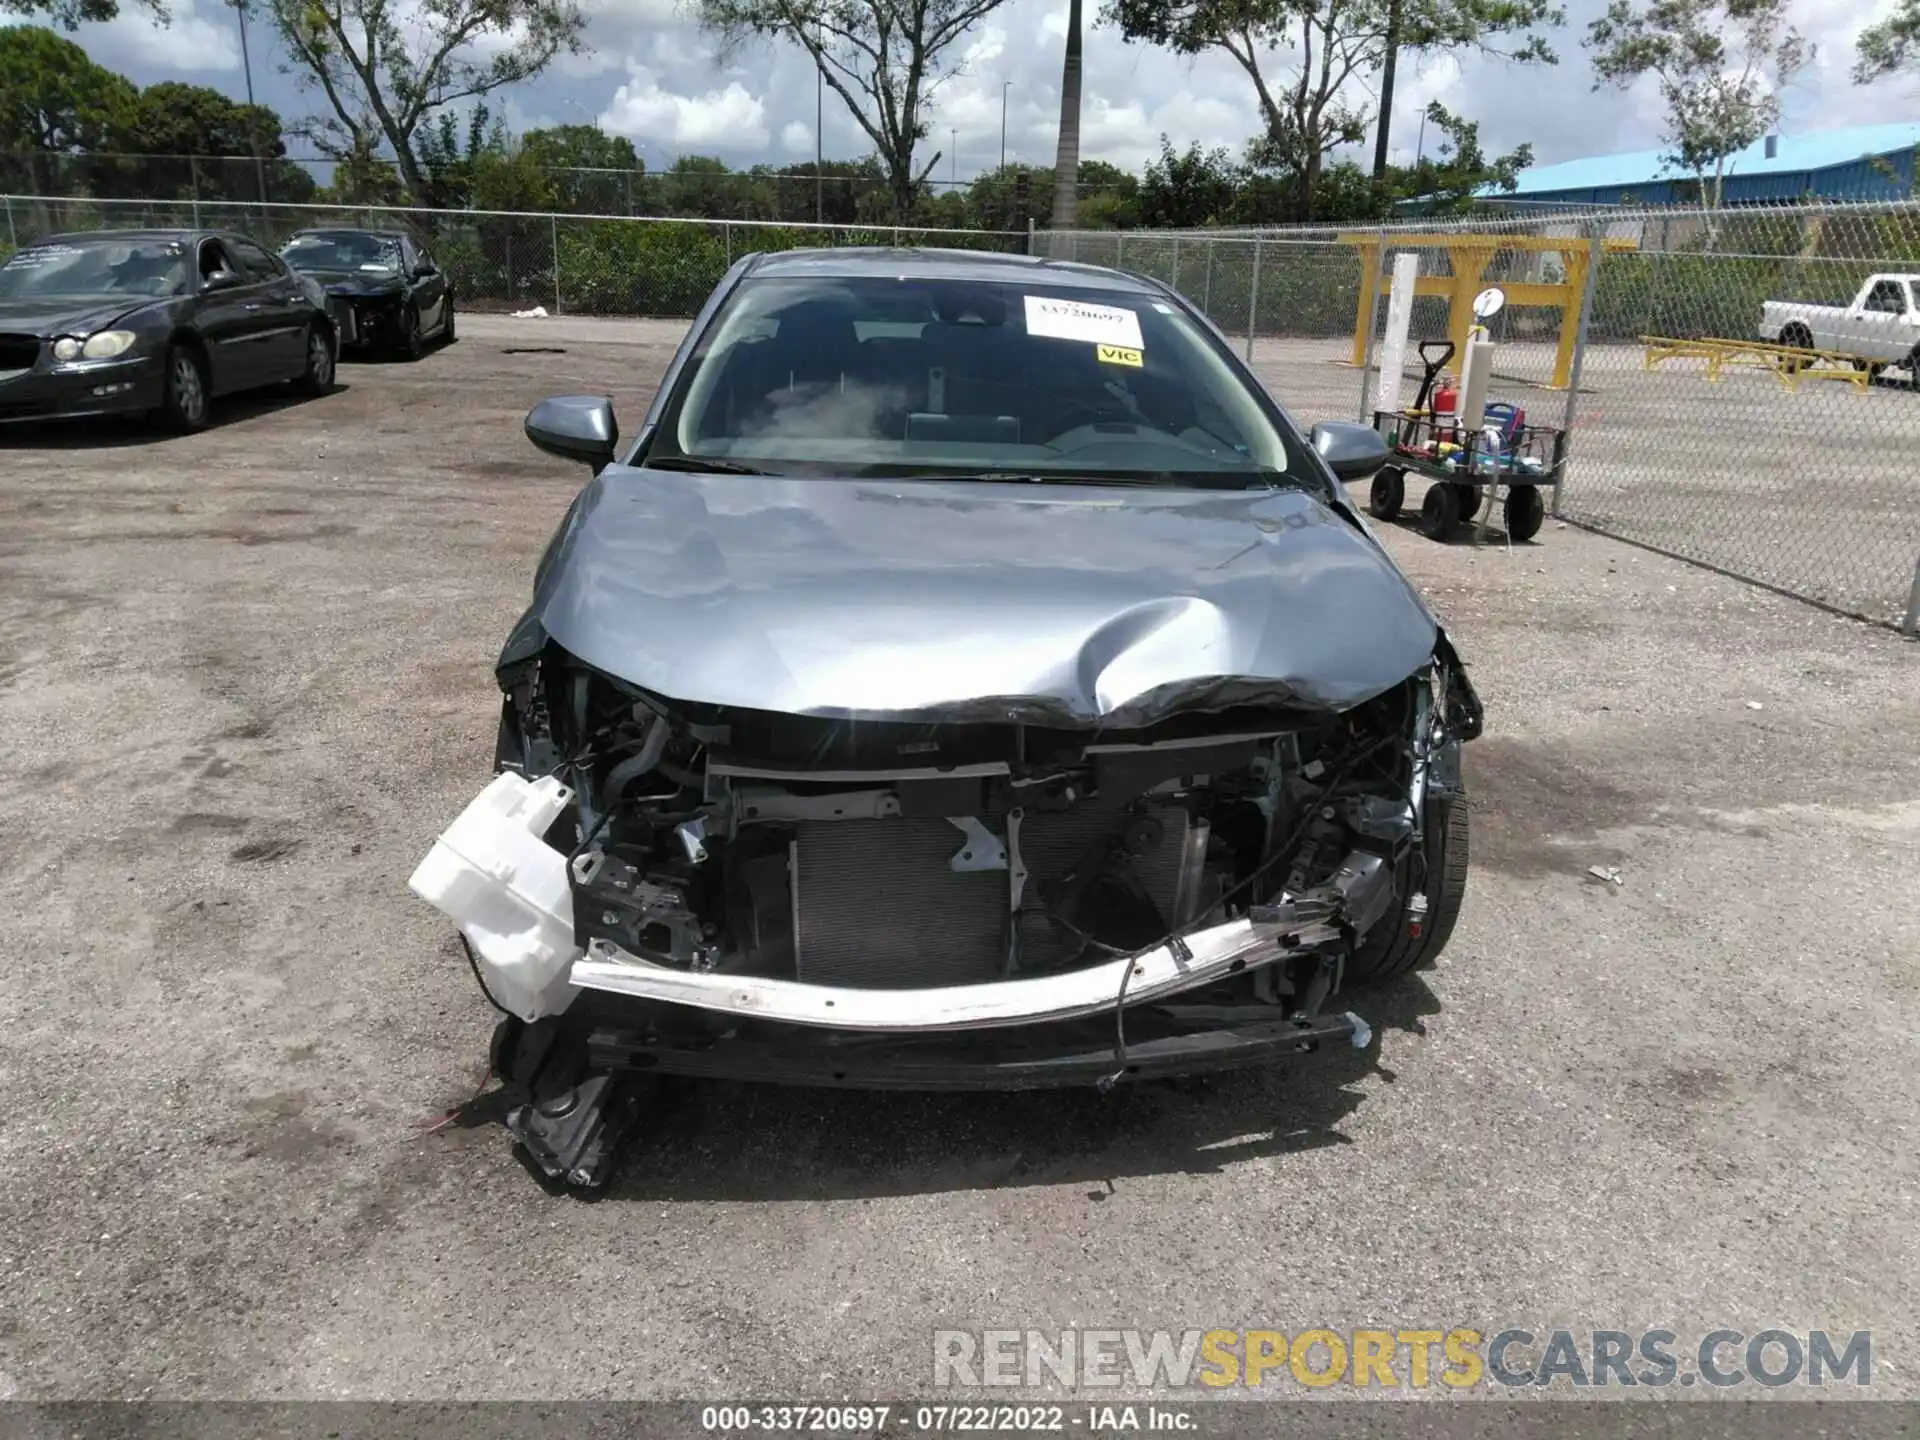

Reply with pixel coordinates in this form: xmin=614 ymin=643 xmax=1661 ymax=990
xmin=403 ymin=237 xmax=447 ymax=334
xmin=191 ymin=237 xmax=264 ymax=394
xmin=228 ymin=238 xmax=310 ymax=379
xmin=1843 ymin=278 xmax=1902 ymax=360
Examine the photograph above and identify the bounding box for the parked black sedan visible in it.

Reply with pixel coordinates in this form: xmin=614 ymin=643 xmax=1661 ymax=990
xmin=0 ymin=228 xmax=336 ymax=431
xmin=278 ymin=228 xmax=454 ymax=360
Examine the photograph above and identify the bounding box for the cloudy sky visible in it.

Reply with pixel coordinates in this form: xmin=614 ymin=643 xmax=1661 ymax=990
xmin=46 ymin=0 xmax=1920 ymax=182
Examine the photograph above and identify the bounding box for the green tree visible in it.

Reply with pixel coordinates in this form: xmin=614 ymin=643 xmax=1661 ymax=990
xmin=693 ymin=0 xmax=1019 ymax=219
xmin=1137 ymin=138 xmax=1239 ymax=228
xmin=1108 ymin=0 xmax=1559 ymax=221
xmin=1586 ymin=0 xmax=1808 ymax=210
xmin=1856 ymin=0 xmax=1920 ymax=81
xmin=0 ymin=0 xmax=152 ymax=30
xmin=522 ymin=124 xmax=641 ymax=212
xmin=769 ymin=157 xmax=884 ymax=222
xmin=412 ymin=101 xmax=509 ymax=207
xmin=0 ymin=25 xmax=131 ymax=153
xmin=1389 ymin=100 xmax=1531 ymax=213
xmin=263 ymin=0 xmax=587 ymax=208
xmin=110 ymin=81 xmax=313 ymax=201
xmin=0 ymin=25 xmax=133 ymax=193
xmin=653 ymin=154 xmax=739 ymax=219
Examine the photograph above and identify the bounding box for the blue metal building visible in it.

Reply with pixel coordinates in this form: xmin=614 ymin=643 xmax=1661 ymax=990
xmin=1482 ymin=123 xmax=1920 ymax=207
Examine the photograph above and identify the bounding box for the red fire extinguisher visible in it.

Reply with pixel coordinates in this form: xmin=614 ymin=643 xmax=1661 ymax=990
xmin=1433 ymin=375 xmax=1459 ymax=416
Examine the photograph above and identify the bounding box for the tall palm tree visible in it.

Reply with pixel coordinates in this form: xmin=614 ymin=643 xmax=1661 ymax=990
xmin=1050 ymin=0 xmax=1083 ymax=229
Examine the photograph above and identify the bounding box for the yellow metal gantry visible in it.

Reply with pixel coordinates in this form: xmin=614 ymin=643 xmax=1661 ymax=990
xmin=1339 ymin=232 xmax=1639 ymax=391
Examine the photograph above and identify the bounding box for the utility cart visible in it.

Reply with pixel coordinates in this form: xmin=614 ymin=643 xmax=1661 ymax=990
xmin=1367 ymin=406 xmax=1566 ymax=544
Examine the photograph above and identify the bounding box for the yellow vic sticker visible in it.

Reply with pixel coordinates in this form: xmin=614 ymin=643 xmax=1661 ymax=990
xmin=1097 ymin=344 xmax=1144 ymax=368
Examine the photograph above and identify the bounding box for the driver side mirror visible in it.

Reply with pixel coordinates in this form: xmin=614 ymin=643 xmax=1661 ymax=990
xmin=416 ymin=261 xmax=438 ymax=278
xmin=203 ymin=268 xmax=242 ymax=291
xmin=526 ymin=395 xmax=618 ymax=471
xmin=1310 ymin=420 xmax=1391 ymax=481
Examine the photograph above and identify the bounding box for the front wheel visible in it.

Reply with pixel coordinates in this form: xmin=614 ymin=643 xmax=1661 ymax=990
xmin=159 ymin=344 xmax=210 ymax=433
xmin=291 ymin=323 xmax=335 ymax=396
xmin=1505 ymin=485 xmax=1545 ymax=542
xmin=440 ymin=299 xmax=456 ymax=345
xmin=397 ymin=305 xmax=424 ymax=361
xmin=1346 ymin=792 xmax=1470 ymax=986
xmin=1420 ymin=482 xmax=1460 ymax=541
xmin=1369 ymin=466 xmax=1406 ymax=520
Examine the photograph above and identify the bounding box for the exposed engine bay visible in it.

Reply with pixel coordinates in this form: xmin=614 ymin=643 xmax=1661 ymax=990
xmin=474 ymin=633 xmax=1478 ymax=1021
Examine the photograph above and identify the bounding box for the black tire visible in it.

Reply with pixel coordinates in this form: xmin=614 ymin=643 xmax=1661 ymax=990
xmin=1346 ymin=792 xmax=1470 ymax=986
xmin=1505 ymin=485 xmax=1545 ymax=542
xmin=441 ymin=298 xmax=456 ymax=345
xmin=1419 ymin=482 xmax=1460 ymax=541
xmin=158 ymin=343 xmax=210 ymax=433
xmin=397 ymin=304 xmax=424 ymax=361
xmin=1369 ymin=466 xmax=1405 ymax=520
xmin=1780 ymin=322 xmax=1812 ymax=351
xmin=291 ymin=323 xmax=336 ymax=396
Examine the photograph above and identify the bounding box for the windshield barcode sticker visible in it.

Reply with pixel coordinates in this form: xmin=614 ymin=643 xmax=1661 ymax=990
xmin=1024 ymin=295 xmax=1144 ymax=349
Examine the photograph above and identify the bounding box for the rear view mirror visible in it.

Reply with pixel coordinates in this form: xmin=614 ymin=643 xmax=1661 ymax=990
xmin=1310 ymin=420 xmax=1391 ymax=481
xmin=526 ymin=395 xmax=618 ymax=471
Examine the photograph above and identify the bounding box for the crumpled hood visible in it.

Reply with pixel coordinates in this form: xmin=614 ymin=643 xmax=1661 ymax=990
xmin=0 ymin=298 xmax=152 ymax=338
xmin=524 ymin=468 xmax=1441 ymax=726
xmin=294 ymin=269 xmax=404 ymax=297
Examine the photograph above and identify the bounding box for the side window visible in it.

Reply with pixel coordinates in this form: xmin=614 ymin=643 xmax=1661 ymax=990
xmin=399 ymin=238 xmax=421 ymax=275
xmin=229 ymin=240 xmax=282 ymax=283
xmin=198 ymin=239 xmax=234 ymax=281
xmin=1867 ymin=281 xmax=1905 ymax=314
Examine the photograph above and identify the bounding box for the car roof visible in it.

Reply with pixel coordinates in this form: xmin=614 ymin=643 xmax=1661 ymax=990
xmin=287 ymin=227 xmax=409 ymax=241
xmin=34 ymin=228 xmax=211 ymax=246
xmin=742 ymin=247 xmax=1163 ymax=295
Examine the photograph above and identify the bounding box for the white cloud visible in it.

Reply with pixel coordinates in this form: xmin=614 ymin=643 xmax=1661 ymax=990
xmin=781 ymin=119 xmax=813 ymax=154
xmin=599 ymin=65 xmax=771 ymax=148
xmin=79 ymin=0 xmax=241 ymax=75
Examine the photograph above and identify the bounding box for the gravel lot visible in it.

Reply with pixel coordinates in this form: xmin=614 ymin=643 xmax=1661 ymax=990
xmin=1 ymin=315 xmax=1916 ymax=1402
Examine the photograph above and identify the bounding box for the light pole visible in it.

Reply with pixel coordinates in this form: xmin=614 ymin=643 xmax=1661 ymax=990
xmin=950 ymin=127 xmax=958 ymax=187
xmin=815 ymin=21 xmax=824 ymax=223
xmin=232 ymin=0 xmax=269 ymax=213
xmin=1000 ymin=82 xmax=1009 ymax=173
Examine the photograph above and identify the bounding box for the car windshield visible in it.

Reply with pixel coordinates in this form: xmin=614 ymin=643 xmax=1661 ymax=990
xmin=0 ymin=238 xmax=191 ymax=301
xmin=281 ymin=233 xmax=403 ymax=273
xmin=644 ymin=272 xmax=1311 ymax=487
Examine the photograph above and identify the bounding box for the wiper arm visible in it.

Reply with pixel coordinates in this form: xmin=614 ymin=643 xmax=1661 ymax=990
xmin=641 ymin=455 xmax=772 ymax=476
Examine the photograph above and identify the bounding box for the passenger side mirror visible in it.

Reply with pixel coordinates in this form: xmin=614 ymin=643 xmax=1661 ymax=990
xmin=203 ymin=268 xmax=242 ymax=291
xmin=526 ymin=395 xmax=618 ymax=470
xmin=1310 ymin=420 xmax=1391 ymax=481
xmin=416 ymin=260 xmax=438 ymax=278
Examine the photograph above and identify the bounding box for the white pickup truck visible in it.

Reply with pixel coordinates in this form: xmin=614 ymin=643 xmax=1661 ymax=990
xmin=1759 ymin=273 xmax=1920 ymax=368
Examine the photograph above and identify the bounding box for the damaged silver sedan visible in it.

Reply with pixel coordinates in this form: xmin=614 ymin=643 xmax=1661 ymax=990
xmin=411 ymin=248 xmax=1482 ymax=1186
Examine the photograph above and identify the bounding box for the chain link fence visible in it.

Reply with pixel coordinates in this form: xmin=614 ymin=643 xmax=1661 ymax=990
xmin=1044 ymin=203 xmax=1920 ymax=632
xmin=1 ymin=195 xmax=1029 ymax=320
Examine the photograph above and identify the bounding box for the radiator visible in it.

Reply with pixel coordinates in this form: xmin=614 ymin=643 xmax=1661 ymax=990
xmin=792 ymin=802 xmax=1189 ymax=989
